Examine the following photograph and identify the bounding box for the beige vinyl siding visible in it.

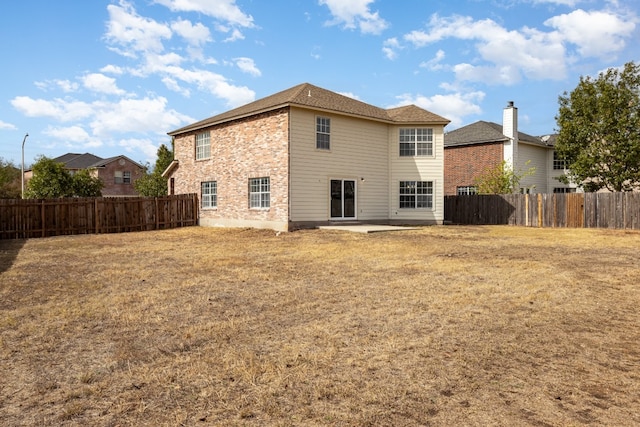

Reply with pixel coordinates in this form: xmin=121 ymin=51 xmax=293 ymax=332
xmin=289 ymin=108 xmax=390 ymax=221
xmin=389 ymin=125 xmax=445 ymax=223
xmin=518 ymin=143 xmax=550 ymax=193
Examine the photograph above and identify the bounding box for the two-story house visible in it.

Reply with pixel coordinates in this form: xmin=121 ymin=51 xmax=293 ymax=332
xmin=163 ymin=83 xmax=450 ymax=232
xmin=444 ymin=102 xmax=578 ymax=195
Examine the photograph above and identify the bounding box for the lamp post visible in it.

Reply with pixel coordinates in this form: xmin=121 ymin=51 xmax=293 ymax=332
xmin=21 ymin=133 xmax=28 ymax=199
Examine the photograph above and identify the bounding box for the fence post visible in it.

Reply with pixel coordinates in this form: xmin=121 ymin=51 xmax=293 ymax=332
xmin=155 ymin=197 xmax=159 ymax=230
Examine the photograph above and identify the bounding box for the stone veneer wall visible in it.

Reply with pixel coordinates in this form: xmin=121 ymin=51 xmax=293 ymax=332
xmin=444 ymin=142 xmax=503 ymax=195
xmin=172 ymin=108 xmax=290 ymax=230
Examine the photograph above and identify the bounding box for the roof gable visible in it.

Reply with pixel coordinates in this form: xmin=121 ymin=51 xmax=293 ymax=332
xmin=91 ymin=155 xmax=145 ymax=169
xmin=169 ymin=83 xmax=450 ymax=135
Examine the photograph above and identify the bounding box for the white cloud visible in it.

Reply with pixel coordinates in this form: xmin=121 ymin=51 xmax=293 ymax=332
xmin=171 ymin=18 xmax=212 ymax=45
xmin=82 ymin=73 xmax=127 ymax=95
xmin=43 ymin=125 xmax=92 ymax=143
xmin=11 ymin=95 xmax=193 ymax=144
xmin=55 ymin=80 xmax=79 ymax=93
xmin=532 ymin=0 xmax=578 ymax=6
xmin=153 ymin=0 xmax=255 ymax=28
xmin=89 ymin=97 xmax=192 ymax=137
xmin=34 ymin=79 xmax=79 ymax=93
xmin=162 ymin=66 xmax=255 ymax=107
xmin=118 ymin=138 xmax=160 ymax=162
xmin=234 ymin=57 xmax=261 ymax=77
xmin=319 ymin=0 xmax=389 ymax=34
xmin=544 ymin=9 xmax=637 ymax=58
xmin=100 ymin=64 xmax=125 ymax=75
xmin=389 ymin=91 xmax=485 ymax=129
xmin=0 ymin=120 xmax=17 ymax=130
xmin=420 ymin=49 xmax=446 ymax=71
xmin=161 ymin=77 xmax=191 ymax=97
xmin=11 ymin=97 xmax=93 ymax=122
xmin=404 ymin=14 xmax=567 ymax=84
xmin=105 ymin=1 xmax=172 ymax=56
xmin=382 ymin=37 xmax=402 ymax=60
xmin=223 ymin=28 xmax=245 ymax=42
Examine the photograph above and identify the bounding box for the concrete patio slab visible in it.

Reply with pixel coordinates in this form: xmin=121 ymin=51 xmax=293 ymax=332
xmin=317 ymin=224 xmax=418 ymax=233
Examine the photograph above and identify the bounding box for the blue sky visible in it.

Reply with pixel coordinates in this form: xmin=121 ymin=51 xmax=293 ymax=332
xmin=1 ymin=0 xmax=638 ymax=166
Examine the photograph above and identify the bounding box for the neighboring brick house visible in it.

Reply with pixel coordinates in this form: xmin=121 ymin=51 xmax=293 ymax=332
xmin=25 ymin=153 xmax=145 ymax=197
xmin=444 ymin=102 xmax=578 ymax=195
xmin=163 ymin=82 xmax=450 ymax=232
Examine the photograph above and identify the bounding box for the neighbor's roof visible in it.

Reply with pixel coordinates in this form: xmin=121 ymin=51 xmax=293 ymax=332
xmin=444 ymin=121 xmax=551 ymax=148
xmin=52 ymin=153 xmax=144 ymax=169
xmin=168 ymin=83 xmax=450 ymax=135
xmin=93 ymin=155 xmax=144 ymax=169
xmin=52 ymin=153 xmax=104 ymax=169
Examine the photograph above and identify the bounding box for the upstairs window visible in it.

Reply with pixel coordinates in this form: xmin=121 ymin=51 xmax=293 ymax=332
xmin=196 ymin=132 xmax=211 ymax=160
xmin=399 ymin=128 xmax=433 ymax=157
xmin=249 ymin=177 xmax=270 ymax=209
xmin=399 ymin=181 xmax=433 ymax=209
xmin=115 ymin=171 xmax=131 ymax=184
xmin=316 ymin=117 xmax=331 ymax=150
xmin=553 ymin=151 xmax=568 ymax=170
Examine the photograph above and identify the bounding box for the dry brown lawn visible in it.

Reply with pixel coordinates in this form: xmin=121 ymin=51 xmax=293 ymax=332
xmin=0 ymin=225 xmax=639 ymax=426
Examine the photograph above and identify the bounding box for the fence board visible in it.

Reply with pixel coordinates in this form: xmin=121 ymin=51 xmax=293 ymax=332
xmin=445 ymin=192 xmax=640 ymax=230
xmin=0 ymin=194 xmax=198 ymax=239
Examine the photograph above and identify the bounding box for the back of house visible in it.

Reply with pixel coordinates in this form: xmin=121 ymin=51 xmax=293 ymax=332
xmin=165 ymin=83 xmax=450 ymax=231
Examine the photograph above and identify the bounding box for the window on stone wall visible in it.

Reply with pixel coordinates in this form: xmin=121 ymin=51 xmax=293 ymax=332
xmin=249 ymin=177 xmax=270 ymax=209
xmin=115 ymin=171 xmax=131 ymax=184
xmin=457 ymin=186 xmax=477 ymax=195
xmin=201 ymin=181 xmax=217 ymax=208
xmin=196 ymin=132 xmax=211 ymax=160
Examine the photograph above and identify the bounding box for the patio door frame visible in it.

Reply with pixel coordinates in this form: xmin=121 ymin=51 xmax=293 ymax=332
xmin=330 ymin=178 xmax=357 ymax=220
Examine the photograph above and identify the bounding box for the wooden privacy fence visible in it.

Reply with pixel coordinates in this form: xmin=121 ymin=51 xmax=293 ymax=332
xmin=0 ymin=194 xmax=198 ymax=239
xmin=444 ymin=192 xmax=640 ymax=229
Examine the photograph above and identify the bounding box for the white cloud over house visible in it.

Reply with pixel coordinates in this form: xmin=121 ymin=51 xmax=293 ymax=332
xmin=319 ymin=0 xmax=388 ymax=34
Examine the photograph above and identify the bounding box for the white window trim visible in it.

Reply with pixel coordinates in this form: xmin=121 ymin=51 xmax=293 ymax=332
xmin=316 ymin=116 xmax=331 ymax=150
xmin=399 ymin=180 xmax=434 ymax=209
xmin=201 ymin=181 xmax=217 ymax=209
xmin=196 ymin=132 xmax=211 ymax=160
xmin=249 ymin=177 xmax=270 ymax=209
xmin=399 ymin=128 xmax=434 ymax=158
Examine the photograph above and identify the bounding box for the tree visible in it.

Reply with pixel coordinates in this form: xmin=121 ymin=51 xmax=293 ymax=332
xmin=0 ymin=158 xmax=21 ymax=198
xmin=71 ymin=169 xmax=104 ymax=197
xmin=24 ymin=156 xmax=103 ymax=198
xmin=475 ymin=160 xmax=536 ymax=194
xmin=134 ymin=144 xmax=174 ymax=197
xmin=555 ymin=61 xmax=640 ymax=192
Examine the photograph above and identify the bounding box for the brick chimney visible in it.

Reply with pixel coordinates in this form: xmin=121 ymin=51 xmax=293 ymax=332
xmin=503 ymin=101 xmax=518 ymax=168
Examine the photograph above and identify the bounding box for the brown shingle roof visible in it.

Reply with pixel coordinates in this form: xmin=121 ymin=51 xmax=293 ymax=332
xmin=168 ymin=83 xmax=450 ymax=135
